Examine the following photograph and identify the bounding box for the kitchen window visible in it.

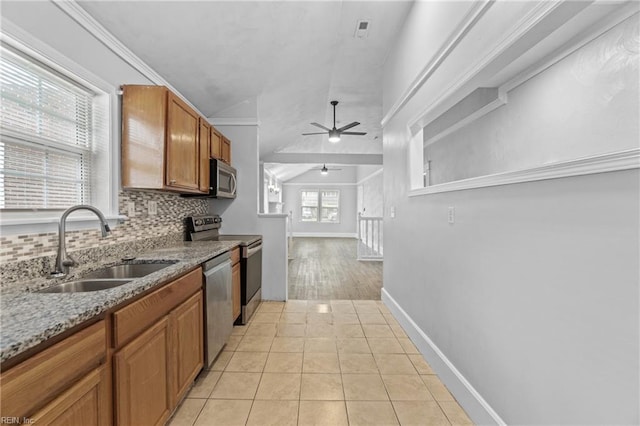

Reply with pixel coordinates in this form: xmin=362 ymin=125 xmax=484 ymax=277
xmin=0 ymin=32 xmax=114 ymax=228
xmin=300 ymin=189 xmax=340 ymax=223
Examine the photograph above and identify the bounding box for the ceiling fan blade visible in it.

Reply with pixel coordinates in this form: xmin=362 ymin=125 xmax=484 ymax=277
xmin=337 ymin=121 xmax=360 ymax=132
xmin=341 ymin=131 xmax=367 ymax=136
xmin=310 ymin=122 xmax=331 ymax=131
xmin=302 ymin=132 xmax=328 ymax=136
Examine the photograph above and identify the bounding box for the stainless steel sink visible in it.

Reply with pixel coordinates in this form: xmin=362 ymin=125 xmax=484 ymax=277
xmin=37 ymin=279 xmax=132 ymax=293
xmin=83 ymin=261 xmax=176 ymax=279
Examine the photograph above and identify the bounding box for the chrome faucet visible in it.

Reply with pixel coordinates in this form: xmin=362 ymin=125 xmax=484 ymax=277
xmin=52 ymin=205 xmax=111 ymax=277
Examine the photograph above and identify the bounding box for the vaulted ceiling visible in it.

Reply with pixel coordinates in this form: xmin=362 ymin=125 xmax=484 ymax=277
xmin=78 ymin=1 xmax=413 ymax=179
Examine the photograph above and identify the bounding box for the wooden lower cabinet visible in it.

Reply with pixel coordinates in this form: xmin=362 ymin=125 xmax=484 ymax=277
xmin=31 ymin=365 xmax=110 ymax=426
xmin=114 ymin=289 xmax=204 ymax=425
xmin=170 ymin=291 xmax=204 ymax=405
xmin=114 ymin=317 xmax=171 ymax=426
xmin=232 ymin=261 xmax=241 ymax=321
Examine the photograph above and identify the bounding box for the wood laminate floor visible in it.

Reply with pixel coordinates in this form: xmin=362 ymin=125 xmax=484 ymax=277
xmin=287 ymin=238 xmax=383 ymax=300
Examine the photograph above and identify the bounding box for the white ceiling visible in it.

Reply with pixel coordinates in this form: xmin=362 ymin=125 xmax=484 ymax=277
xmin=78 ymin=0 xmax=412 ymax=179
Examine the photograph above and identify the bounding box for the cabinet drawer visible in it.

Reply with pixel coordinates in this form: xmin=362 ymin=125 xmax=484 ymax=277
xmin=113 ymin=268 xmax=202 ymax=348
xmin=230 ymin=247 xmax=240 ymax=265
xmin=0 ymin=320 xmax=106 ymax=419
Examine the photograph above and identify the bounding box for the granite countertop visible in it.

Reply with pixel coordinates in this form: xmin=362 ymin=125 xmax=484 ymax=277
xmin=0 ymin=240 xmax=240 ymax=364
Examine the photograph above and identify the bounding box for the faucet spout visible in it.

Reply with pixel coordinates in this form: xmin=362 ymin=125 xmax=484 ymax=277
xmin=52 ymin=205 xmax=111 ymax=277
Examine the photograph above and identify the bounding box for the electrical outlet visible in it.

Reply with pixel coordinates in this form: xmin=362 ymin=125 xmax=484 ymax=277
xmin=390 ymin=206 xmax=396 ymax=219
xmin=148 ymin=200 xmax=157 ymax=216
xmin=126 ymin=201 xmax=135 ymax=218
xmin=448 ymin=206 xmax=455 ymax=224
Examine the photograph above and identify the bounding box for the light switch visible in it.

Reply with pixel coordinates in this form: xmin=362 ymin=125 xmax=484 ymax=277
xmin=148 ymin=200 xmax=157 ymax=216
xmin=448 ymin=207 xmax=455 ymax=224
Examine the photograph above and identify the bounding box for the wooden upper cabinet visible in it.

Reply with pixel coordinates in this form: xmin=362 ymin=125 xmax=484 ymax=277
xmin=121 ymin=85 xmax=206 ymax=194
xmin=210 ymin=126 xmax=232 ymax=165
xmin=210 ymin=127 xmax=222 ymax=159
xmin=166 ymin=92 xmax=200 ymax=191
xmin=221 ymin=136 xmax=231 ymax=165
xmin=199 ymin=118 xmax=211 ymax=193
xmin=121 ymin=85 xmax=167 ymax=189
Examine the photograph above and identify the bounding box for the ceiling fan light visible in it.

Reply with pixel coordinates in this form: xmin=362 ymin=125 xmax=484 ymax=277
xmin=328 ymin=130 xmax=340 ymax=143
xmin=321 ymin=165 xmax=329 ymax=175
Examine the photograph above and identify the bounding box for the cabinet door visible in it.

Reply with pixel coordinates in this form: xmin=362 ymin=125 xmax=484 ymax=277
xmin=221 ymin=137 xmax=231 ymax=164
xmin=210 ymin=127 xmax=222 ymax=159
xmin=199 ymin=118 xmax=211 ymax=193
xmin=166 ymin=92 xmax=200 ymax=191
xmin=121 ymin=85 xmax=167 ymax=189
xmin=31 ymin=366 xmax=109 ymax=426
xmin=170 ymin=291 xmax=204 ymax=405
xmin=114 ymin=317 xmax=171 ymax=426
xmin=232 ymin=262 xmax=241 ymax=321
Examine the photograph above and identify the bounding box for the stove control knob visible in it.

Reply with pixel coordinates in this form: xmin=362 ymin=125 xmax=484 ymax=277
xmin=194 ymin=219 xmax=203 ymax=226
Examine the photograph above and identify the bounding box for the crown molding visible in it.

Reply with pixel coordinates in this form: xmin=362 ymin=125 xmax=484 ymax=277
xmin=52 ymin=0 xmax=206 ymax=119
xmin=381 ymin=0 xmax=494 ymax=128
xmin=209 ymin=117 xmax=261 ymax=127
xmin=410 ymin=149 xmax=640 ymax=196
xmin=405 ymin=0 xmax=574 ymax=132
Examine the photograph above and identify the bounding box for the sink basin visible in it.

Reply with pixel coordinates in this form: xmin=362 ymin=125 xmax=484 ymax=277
xmin=83 ymin=261 xmax=177 ymax=279
xmin=37 ymin=279 xmax=132 ymax=293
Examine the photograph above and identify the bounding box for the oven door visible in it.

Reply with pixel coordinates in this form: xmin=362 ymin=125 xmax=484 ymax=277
xmin=243 ymin=241 xmax=262 ymax=303
xmin=213 ymin=160 xmax=237 ymax=199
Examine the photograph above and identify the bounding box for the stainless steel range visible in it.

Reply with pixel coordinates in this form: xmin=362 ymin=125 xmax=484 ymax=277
xmin=186 ymin=215 xmax=262 ymax=324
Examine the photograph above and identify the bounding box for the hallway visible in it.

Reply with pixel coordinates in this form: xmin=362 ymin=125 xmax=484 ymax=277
xmin=288 ymin=238 xmax=383 ymax=300
xmin=169 ymin=300 xmax=474 ymax=425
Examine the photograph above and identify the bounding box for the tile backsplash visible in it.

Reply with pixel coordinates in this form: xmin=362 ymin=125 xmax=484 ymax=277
xmin=0 ymin=190 xmax=209 ymax=286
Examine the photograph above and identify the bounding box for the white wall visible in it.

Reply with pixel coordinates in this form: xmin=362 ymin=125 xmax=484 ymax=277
xmin=425 ymin=15 xmax=639 ymax=185
xmin=382 ymin=2 xmax=639 ymax=425
xmin=282 ymin=167 xmax=358 ymax=237
xmin=208 ymin=125 xmax=288 ymax=302
xmin=1 ymin=1 xmax=152 ymax=87
xmin=356 ymin=167 xmax=384 ymax=218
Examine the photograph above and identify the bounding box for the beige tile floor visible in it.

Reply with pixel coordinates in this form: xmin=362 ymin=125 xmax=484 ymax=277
xmin=169 ymin=300 xmax=474 ymax=426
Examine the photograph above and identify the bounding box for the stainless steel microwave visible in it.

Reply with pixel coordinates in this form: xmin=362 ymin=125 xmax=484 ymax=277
xmin=181 ymin=159 xmax=236 ymax=199
xmin=212 ymin=159 xmax=237 ymax=198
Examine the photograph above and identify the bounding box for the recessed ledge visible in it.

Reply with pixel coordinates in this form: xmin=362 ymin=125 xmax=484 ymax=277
xmin=409 ymin=148 xmax=639 ymax=196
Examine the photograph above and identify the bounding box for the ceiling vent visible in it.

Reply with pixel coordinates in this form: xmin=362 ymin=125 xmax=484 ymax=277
xmin=354 ymin=20 xmax=370 ymax=38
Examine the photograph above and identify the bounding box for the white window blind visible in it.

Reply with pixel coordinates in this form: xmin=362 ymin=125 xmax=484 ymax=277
xmin=300 ymin=189 xmax=340 ymax=223
xmin=0 ymin=43 xmax=97 ymax=209
xmin=300 ymin=189 xmax=318 ymax=222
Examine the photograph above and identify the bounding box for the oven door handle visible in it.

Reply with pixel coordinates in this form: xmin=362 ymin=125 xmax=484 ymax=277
xmin=245 ymin=243 xmax=262 ymax=257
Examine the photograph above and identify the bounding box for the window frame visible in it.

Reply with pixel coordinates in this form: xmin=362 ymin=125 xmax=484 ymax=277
xmin=299 ymin=188 xmax=341 ymax=224
xmin=0 ymin=24 xmax=121 ymax=234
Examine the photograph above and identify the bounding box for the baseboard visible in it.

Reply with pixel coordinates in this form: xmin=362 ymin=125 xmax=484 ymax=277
xmin=381 ymin=288 xmax=506 ymax=426
xmin=291 ymin=232 xmax=357 ymax=238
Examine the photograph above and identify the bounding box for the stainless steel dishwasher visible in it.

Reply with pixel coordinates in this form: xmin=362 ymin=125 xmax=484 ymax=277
xmin=202 ymin=252 xmax=232 ymax=367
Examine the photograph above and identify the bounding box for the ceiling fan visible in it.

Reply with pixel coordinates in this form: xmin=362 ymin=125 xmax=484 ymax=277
xmin=302 ymin=101 xmax=366 ymax=143
xmin=313 ymin=164 xmax=342 ymax=175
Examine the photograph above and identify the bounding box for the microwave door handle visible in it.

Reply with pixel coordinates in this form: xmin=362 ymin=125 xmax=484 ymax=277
xmin=231 ymin=173 xmax=237 ymax=195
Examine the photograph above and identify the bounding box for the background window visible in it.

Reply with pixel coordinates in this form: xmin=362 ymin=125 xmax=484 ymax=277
xmin=300 ymin=189 xmax=340 ymax=223
xmin=300 ymin=189 xmax=318 ymax=222
xmin=0 ymin=42 xmax=105 ymax=210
